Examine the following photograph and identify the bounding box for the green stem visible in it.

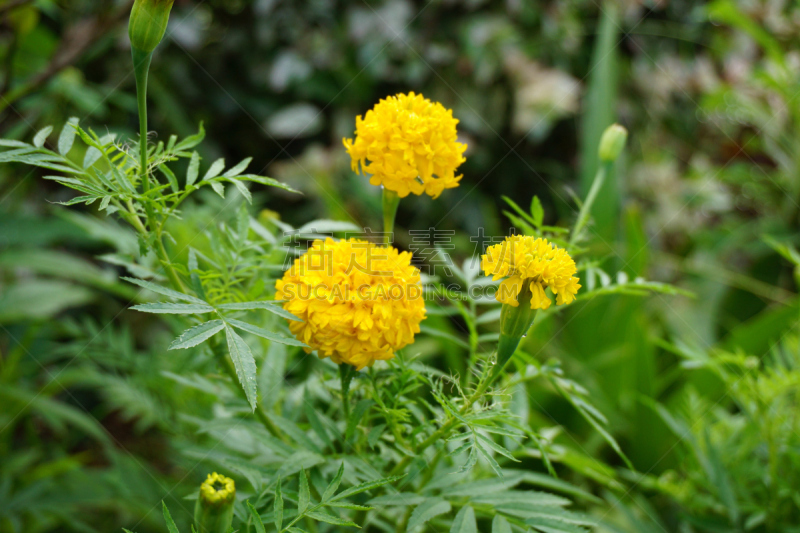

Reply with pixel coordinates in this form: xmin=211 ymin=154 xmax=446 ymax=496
xmin=570 ymin=160 xmax=612 ymax=246
xmin=382 ymin=188 xmax=400 ymax=247
xmin=131 ymin=46 xmax=185 ymax=292
xmin=339 ymin=363 xmax=355 ymax=423
xmin=388 ymin=371 xmax=494 ymax=478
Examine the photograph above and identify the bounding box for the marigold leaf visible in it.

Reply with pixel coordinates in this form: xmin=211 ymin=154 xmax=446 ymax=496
xmin=224 ymin=156 xmax=252 ymax=177
xmin=247 ymin=501 xmax=266 ymax=533
xmin=131 ymin=302 xmax=214 ymax=314
xmin=322 ymin=463 xmax=345 ymax=502
xmin=58 ymin=118 xmax=79 ymax=156
xmin=218 ymin=300 xmax=303 ymax=321
xmin=407 ymin=498 xmax=451 ymax=531
xmin=450 ymin=505 xmax=477 ymax=533
xmin=122 ymin=277 xmax=207 ymax=304
xmin=492 ymin=515 xmax=512 ymax=533
xmin=204 ymin=158 xmax=226 ymax=181
xmin=298 ymin=468 xmax=310 ymax=514
xmin=225 ymin=317 xmax=307 ymax=348
xmin=274 ymin=478 xmax=284 ymax=531
xmin=331 ymin=475 xmax=403 ymax=501
xmin=187 ymin=151 xmax=200 ymax=186
xmin=162 ymin=502 xmax=180 ymax=533
xmin=168 ymin=320 xmax=224 ymax=350
xmin=33 ymin=125 xmax=53 ymax=148
xmin=225 ymin=324 xmax=258 ymax=411
xmin=305 ymin=510 xmax=359 ymax=527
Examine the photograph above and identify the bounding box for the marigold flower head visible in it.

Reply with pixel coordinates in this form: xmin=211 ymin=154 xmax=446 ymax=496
xmin=481 ymin=235 xmax=580 ymax=310
xmin=275 ymin=238 xmax=426 ymax=370
xmin=343 ymin=92 xmax=467 ymax=199
xmin=199 ymin=472 xmax=235 ymax=505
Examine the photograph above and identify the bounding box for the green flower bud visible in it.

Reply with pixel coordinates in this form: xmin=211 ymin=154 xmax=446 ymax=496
xmin=194 ymin=473 xmax=236 ymax=533
xmin=493 ymin=283 xmax=537 ymax=377
xmin=598 ymin=123 xmax=628 ymax=163
xmin=128 ymin=0 xmax=175 ymax=53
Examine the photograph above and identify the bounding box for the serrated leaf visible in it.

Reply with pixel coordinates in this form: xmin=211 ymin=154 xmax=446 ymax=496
xmin=238 ymin=174 xmax=301 ymax=193
xmin=274 ymin=478 xmax=284 ymax=531
xmin=224 ymin=156 xmax=252 ymax=177
xmin=225 ymin=317 xmax=307 ymax=347
xmin=58 ymin=118 xmax=79 ymax=156
xmin=450 ymin=505 xmax=477 ymax=533
xmin=33 ymin=126 xmax=53 ymax=148
xmin=332 ymin=476 xmax=402 ymax=501
xmin=228 ymin=177 xmax=252 ymax=203
xmin=218 ymin=300 xmax=302 ymax=321
xmin=322 ymin=463 xmax=345 ymax=502
xmin=188 ymin=249 xmax=207 ymax=301
xmin=187 ymin=151 xmax=200 ymax=186
xmin=209 ymin=180 xmax=225 ymax=198
xmin=247 ymin=501 xmax=266 ymax=533
xmin=225 ymin=324 xmax=258 ymax=411
xmin=476 ymin=433 xmax=520 ymax=462
xmin=407 ymin=499 xmax=451 ymax=531
xmin=169 ymin=320 xmax=225 ymax=350
xmin=298 ymin=469 xmax=310 ymax=514
xmin=130 ymin=302 xmax=214 ymax=314
xmin=368 ymin=493 xmax=426 ymax=506
xmin=204 ymin=158 xmax=226 ymax=180
xmin=492 ymin=515 xmax=512 ymax=533
xmin=305 ymin=511 xmax=359 ymax=527
xmin=162 ymin=502 xmax=180 ymax=533
xmin=0 ymin=139 xmax=28 ymax=147
xmin=122 ymin=277 xmax=208 ymax=304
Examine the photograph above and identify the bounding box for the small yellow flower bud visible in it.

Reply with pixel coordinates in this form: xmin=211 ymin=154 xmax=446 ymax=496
xmin=194 ymin=473 xmax=236 ymax=533
xmin=598 ymin=123 xmax=628 ymax=163
xmin=128 ymin=0 xmax=175 ymax=53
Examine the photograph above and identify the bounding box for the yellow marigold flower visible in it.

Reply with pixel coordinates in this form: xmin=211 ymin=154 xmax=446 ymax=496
xmin=343 ymin=92 xmax=467 ymax=199
xmin=481 ymin=235 xmax=581 ymax=310
xmin=275 ymin=238 xmax=426 ymax=370
xmin=199 ymin=472 xmax=235 ymax=504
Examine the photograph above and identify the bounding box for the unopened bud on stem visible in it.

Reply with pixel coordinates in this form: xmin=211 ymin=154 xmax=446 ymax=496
xmin=598 ymin=123 xmax=628 ymax=163
xmin=492 ymin=283 xmax=537 ymax=379
xmin=194 ymin=472 xmax=235 ymax=533
xmin=129 ymin=0 xmax=175 ymax=53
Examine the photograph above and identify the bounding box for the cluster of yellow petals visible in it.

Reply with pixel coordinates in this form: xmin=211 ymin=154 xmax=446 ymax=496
xmin=343 ymin=92 xmax=467 ymax=199
xmin=275 ymin=238 xmax=426 ymax=370
xmin=199 ymin=473 xmax=235 ymax=504
xmin=481 ymin=235 xmax=581 ymax=310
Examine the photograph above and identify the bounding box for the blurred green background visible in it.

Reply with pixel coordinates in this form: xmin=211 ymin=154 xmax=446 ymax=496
xmin=2 ymin=0 xmax=800 ymax=531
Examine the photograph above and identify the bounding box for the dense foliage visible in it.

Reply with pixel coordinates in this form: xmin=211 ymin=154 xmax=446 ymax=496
xmin=1 ymin=1 xmax=798 ymax=533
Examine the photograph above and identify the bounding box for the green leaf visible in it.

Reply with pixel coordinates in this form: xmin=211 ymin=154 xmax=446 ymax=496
xmin=407 ymin=499 xmax=451 ymax=531
xmin=159 ymin=164 xmax=180 ymax=193
xmin=225 ymin=317 xmax=307 ymax=347
xmin=304 ymin=395 xmax=334 ymax=450
xmin=305 ymin=511 xmax=359 ymax=528
xmin=224 ymin=156 xmax=253 ymax=177
xmin=130 ymin=302 xmax=214 ymax=314
xmin=0 ymin=138 xmax=28 ymax=147
xmin=187 ymin=151 xmax=200 ymax=186
xmin=332 ymin=476 xmax=403 ymax=501
xmin=225 ymin=324 xmax=258 ymax=411
xmin=476 ymin=433 xmax=520 ymax=462
xmin=247 ymin=501 xmax=266 ymax=533
xmin=188 ymin=249 xmax=206 ymax=301
xmin=322 ymin=463 xmax=345 ymax=502
xmin=209 ymin=180 xmax=225 ymax=198
xmin=237 ymin=174 xmax=301 ymax=193
xmin=228 ymin=177 xmax=252 ymax=204
xmin=162 ymin=502 xmax=180 ymax=533
xmin=174 ymin=122 xmax=205 ymax=152
xmin=121 ymin=277 xmax=208 ymax=304
xmin=274 ymin=478 xmax=284 ymax=531
xmin=368 ymin=493 xmax=426 ymax=507
xmin=169 ymin=320 xmax=225 ymax=350
xmin=58 ymin=118 xmax=79 ymax=156
xmin=450 ymin=506 xmax=477 ymax=533
xmin=530 ymin=196 xmax=544 ymax=227
xmin=346 ymin=399 xmax=373 ymax=442
xmin=33 ymin=125 xmax=53 ymax=148
xmin=218 ymin=300 xmax=302 ymax=321
xmin=204 ymin=158 xmax=226 ymax=180
xmin=298 ymin=469 xmax=310 ymax=514
xmin=492 ymin=515 xmax=512 ymax=533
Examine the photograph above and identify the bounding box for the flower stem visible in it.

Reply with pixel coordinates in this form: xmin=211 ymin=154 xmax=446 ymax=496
xmin=339 ymin=363 xmax=355 ymax=423
xmin=570 ymin=160 xmax=613 ymax=246
xmin=382 ymin=188 xmax=400 ymax=246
